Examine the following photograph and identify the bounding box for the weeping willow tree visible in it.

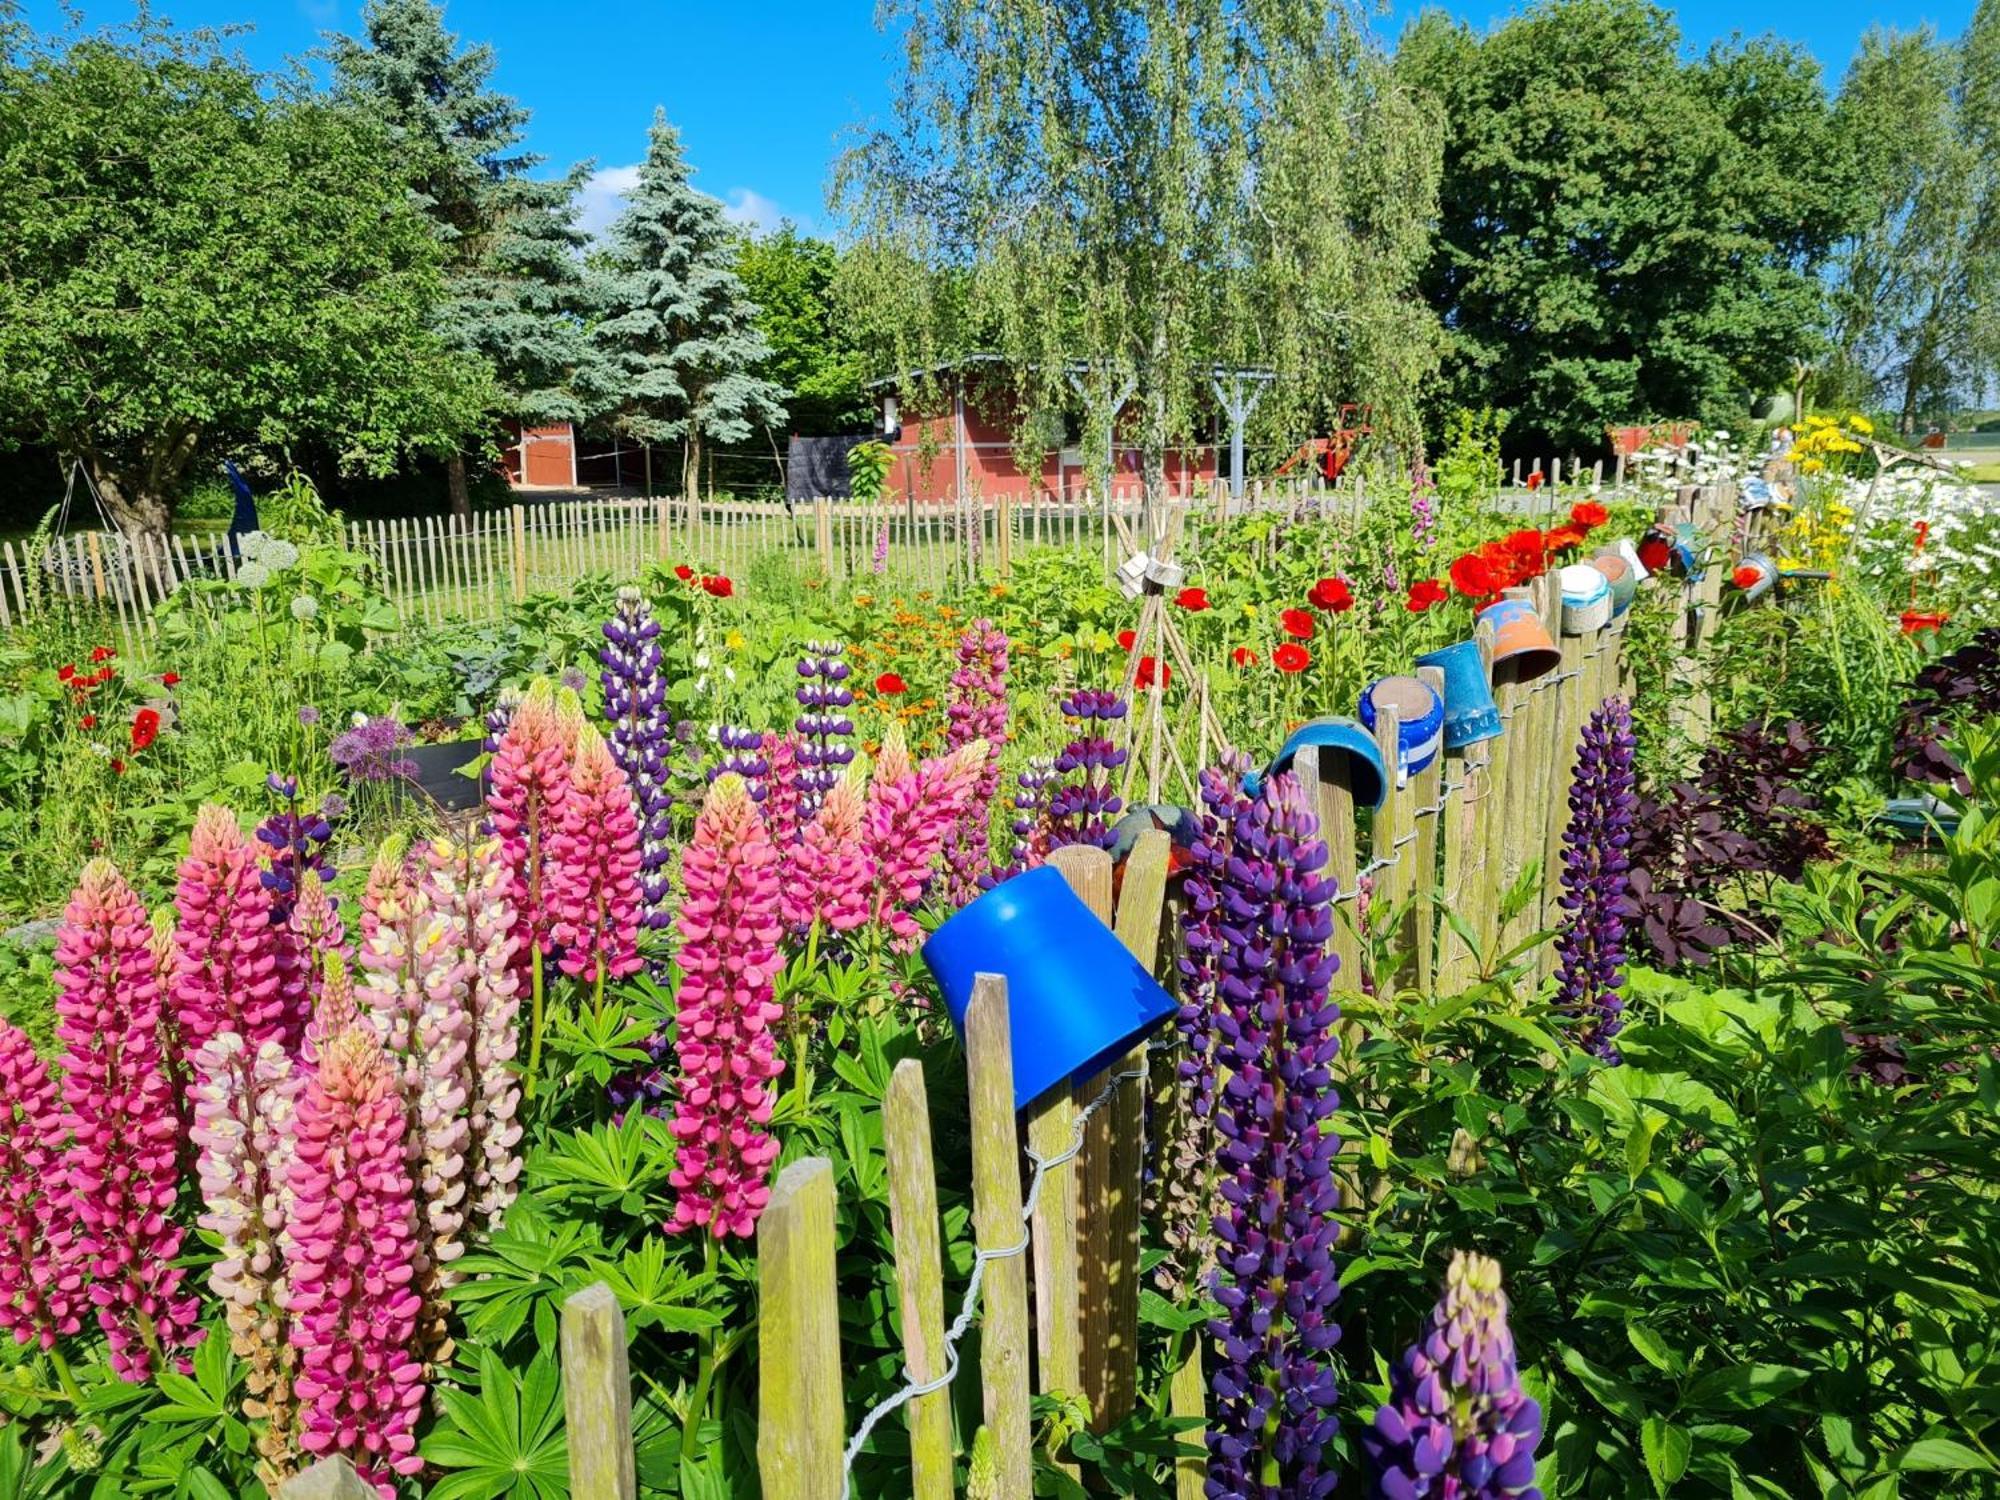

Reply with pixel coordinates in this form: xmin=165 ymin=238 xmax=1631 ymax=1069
xmin=833 ymin=0 xmax=1445 ymax=501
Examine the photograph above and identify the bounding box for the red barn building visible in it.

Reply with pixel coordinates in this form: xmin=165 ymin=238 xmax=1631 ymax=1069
xmin=498 ymin=420 xmax=579 ymax=489
xmin=869 ymin=357 xmax=1270 ymax=503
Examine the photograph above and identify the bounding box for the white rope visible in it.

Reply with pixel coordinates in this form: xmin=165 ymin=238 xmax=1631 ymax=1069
xmin=838 ymin=1044 xmax=1166 ymax=1495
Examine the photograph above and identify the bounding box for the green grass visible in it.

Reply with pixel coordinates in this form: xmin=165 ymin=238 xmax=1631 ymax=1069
xmin=1960 ymin=463 xmax=2000 ymax=483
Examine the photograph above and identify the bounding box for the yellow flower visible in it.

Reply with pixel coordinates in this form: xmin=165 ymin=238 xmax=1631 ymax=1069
xmin=1800 ymin=458 xmax=1825 ymax=474
xmin=726 ymin=629 xmax=745 ymax=650
xmin=1847 ymin=414 xmax=1874 ymax=435
xmin=1778 ymin=555 xmax=1806 ymax=570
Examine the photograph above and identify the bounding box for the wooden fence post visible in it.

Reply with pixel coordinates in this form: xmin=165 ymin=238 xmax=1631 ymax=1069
xmin=757 ymin=1158 xmax=845 ymax=1500
xmin=814 ymin=498 xmax=834 ymax=574
xmin=277 ymin=1457 xmax=374 ymax=1499
xmin=509 ymin=504 xmax=528 ymax=603
xmin=1408 ymin=664 xmax=1447 ymax=988
xmin=884 ymin=1061 xmax=955 ymax=1500
xmin=561 ymin=1283 xmax=638 ymax=1500
xmin=966 ymin=975 xmax=1034 ymax=1498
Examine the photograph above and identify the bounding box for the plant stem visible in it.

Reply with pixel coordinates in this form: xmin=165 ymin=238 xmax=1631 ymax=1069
xmin=682 ymin=1237 xmax=721 ymax=1463
xmin=525 ymin=945 xmax=547 ymax=1099
xmin=46 ymin=1347 xmax=84 ymax=1404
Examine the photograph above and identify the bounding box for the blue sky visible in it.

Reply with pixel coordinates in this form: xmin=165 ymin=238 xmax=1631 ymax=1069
xmin=23 ymin=0 xmax=1982 ymax=237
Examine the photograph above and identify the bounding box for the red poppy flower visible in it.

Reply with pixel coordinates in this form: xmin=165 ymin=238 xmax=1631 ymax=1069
xmin=1637 ymin=536 xmax=1671 ymax=573
xmin=674 ymin=564 xmax=694 ymax=581
xmin=1913 ymin=520 xmax=1931 ymax=555
xmin=1307 ymin=577 xmax=1354 ymax=613
xmin=80 ymin=713 xmax=97 ymax=729
xmin=161 ymin=672 xmax=180 ymax=686
xmin=1450 ymin=552 xmax=1501 ymax=599
xmin=1526 ymin=471 xmax=1545 ymax=492
xmin=1405 ymin=579 xmax=1449 ymax=613
xmin=1732 ymin=564 xmax=1762 ymax=590
xmin=1503 ymin=530 xmax=1547 ymax=576
xmin=1544 ymin=525 xmax=1587 ymax=553
xmin=1570 ymin=501 xmax=1609 ymax=530
xmin=875 ymin=672 xmax=908 ymax=695
xmin=1175 ymin=587 xmax=1209 ymax=611
xmin=110 ymin=758 xmax=125 ymax=776
xmin=1280 ymin=608 xmax=1315 ymax=640
xmin=1117 ymin=628 xmax=1137 ymax=651
xmin=1478 ymin=541 xmax=1524 ymax=590
xmin=1135 ymin=656 xmax=1172 ymax=690
xmin=130 ymin=708 xmax=160 ymax=751
xmin=93 ymin=667 xmax=113 ymax=684
xmin=1273 ymin=642 xmax=1311 ymax=673
xmin=90 ymin=646 xmax=113 ymax=663
xmin=57 ymin=664 xmax=76 ymax=683
xmin=1231 ymin=646 xmax=1260 ymax=667
xmin=701 ymin=575 xmax=734 ymax=598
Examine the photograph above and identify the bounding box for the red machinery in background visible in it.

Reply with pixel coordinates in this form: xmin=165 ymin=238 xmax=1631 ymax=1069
xmin=1276 ymin=404 xmax=1374 ymax=483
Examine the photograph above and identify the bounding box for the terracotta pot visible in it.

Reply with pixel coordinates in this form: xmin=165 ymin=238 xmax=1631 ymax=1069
xmin=1478 ymin=597 xmax=1560 ymax=685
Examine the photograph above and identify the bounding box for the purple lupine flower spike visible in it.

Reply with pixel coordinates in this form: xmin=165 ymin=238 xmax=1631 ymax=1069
xmin=1360 ymin=1250 xmax=1543 ymax=1500
xmin=256 ymin=773 xmax=336 ymax=926
xmin=1555 ymin=698 xmax=1637 ymax=1063
xmin=600 ymin=588 xmax=675 ymax=926
xmin=711 ymin=724 xmax=771 ymax=802
xmin=484 ymin=687 xmax=523 ymax=755
xmin=1194 ymin=763 xmax=1343 ymax=1499
xmin=1046 ymin=689 xmax=1128 ymax=851
xmin=793 ymin=641 xmax=856 ymax=818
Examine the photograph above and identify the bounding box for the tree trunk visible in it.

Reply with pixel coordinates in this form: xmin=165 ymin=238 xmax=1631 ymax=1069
xmin=447 ymin=452 xmax=472 ymax=523
xmin=81 ymin=454 xmax=176 ymax=543
xmin=684 ymin=434 xmax=703 ymax=504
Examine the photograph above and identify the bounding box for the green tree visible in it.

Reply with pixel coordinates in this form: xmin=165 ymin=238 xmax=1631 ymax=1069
xmin=735 ymin=226 xmax=869 ymax=435
xmin=0 ymin=21 xmax=487 ymax=538
xmin=834 ymin=0 xmax=1442 ymax=503
xmin=1400 ymin=0 xmax=1852 ymax=450
xmin=329 ymin=0 xmax=604 ymax=517
xmin=593 ymin=110 xmax=786 ymax=499
xmin=1826 ymin=4 xmax=2000 ymax=430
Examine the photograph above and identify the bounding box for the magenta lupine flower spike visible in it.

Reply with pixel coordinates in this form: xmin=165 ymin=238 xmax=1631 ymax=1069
xmin=551 ymin=722 xmax=645 ymax=986
xmin=759 ymin=731 xmax=805 ymax=851
xmin=1555 ymin=699 xmax=1637 ymax=1063
xmin=1188 ymin=769 xmax=1344 ymax=1499
xmin=668 ymin=775 xmax=785 ymax=1240
xmin=783 ymin=773 xmax=871 ymax=934
xmin=1360 ymin=1251 xmax=1543 ymax=1500
xmin=418 ymin=834 xmax=523 ymax=1243
xmin=487 ymin=679 xmax=579 ymax=969
xmin=862 ymin=728 xmax=989 ymax=947
xmin=173 ymin=803 xmax=291 ymax=1056
xmin=189 ymin=1029 xmax=301 ymax=1476
xmin=0 ymin=1018 xmax=82 ymax=1350
xmin=940 ymin=619 xmax=1009 ymax=906
xmin=56 ymin=859 xmax=202 ymax=1381
xmin=285 ymin=1025 xmax=427 ymax=1493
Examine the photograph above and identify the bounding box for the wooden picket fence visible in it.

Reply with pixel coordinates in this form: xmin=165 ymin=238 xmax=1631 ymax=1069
xmin=0 ymin=451 xmax=1667 ymax=656
xmin=263 ymin=478 xmax=1736 ymax=1500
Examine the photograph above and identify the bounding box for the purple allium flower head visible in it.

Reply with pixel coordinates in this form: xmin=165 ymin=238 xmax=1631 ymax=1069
xmin=560 ymin=665 xmax=588 ymax=695
xmin=328 ymin=715 xmax=419 ymax=785
xmin=711 ymin=723 xmax=770 ymax=802
xmin=1046 ymin=689 xmax=1128 ymax=851
xmin=792 ymin=641 xmax=856 ymax=818
xmin=1555 ymin=697 xmax=1637 ymax=1063
xmin=298 ymin=705 xmax=321 ymax=728
xmin=600 ymin=588 xmax=674 ymax=925
xmin=1359 ymin=1250 xmax=1543 ymax=1500
xmin=256 ymin=775 xmax=336 ymax=925
xmin=1188 ymin=762 xmax=1344 ymax=1498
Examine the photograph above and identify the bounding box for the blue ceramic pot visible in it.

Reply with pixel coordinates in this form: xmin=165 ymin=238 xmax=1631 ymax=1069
xmin=1359 ymin=675 xmax=1445 ymax=778
xmin=1245 ymin=716 xmax=1388 ymax=810
xmin=1415 ymin=640 xmax=1502 ymax=751
xmin=922 ymin=867 xmax=1178 ymax=1109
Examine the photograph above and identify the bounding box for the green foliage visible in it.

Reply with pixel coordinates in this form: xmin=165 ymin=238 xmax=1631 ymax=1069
xmin=1400 ymin=0 xmax=1855 ymax=449
xmin=846 ymin=441 xmax=893 ymax=505
xmin=735 ymin=227 xmax=871 ymax=435
xmin=0 ymin=18 xmax=491 ymax=535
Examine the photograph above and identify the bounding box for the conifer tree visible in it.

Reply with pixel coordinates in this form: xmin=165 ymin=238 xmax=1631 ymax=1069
xmin=594 ymin=110 xmax=786 ymax=500
xmin=329 ymin=0 xmax=605 ymax=515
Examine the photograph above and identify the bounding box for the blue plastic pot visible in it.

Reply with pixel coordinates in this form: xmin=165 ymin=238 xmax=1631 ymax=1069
xmin=1245 ymin=715 xmax=1388 ymax=810
xmin=1416 ymin=640 xmax=1502 ymax=751
xmin=921 ymin=867 xmax=1178 ymax=1110
xmin=1359 ymin=675 xmax=1445 ymax=779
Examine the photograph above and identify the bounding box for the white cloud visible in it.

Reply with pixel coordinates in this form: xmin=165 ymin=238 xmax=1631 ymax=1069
xmin=721 ymin=187 xmax=785 ymax=235
xmin=578 ymin=163 xmax=642 ymax=238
